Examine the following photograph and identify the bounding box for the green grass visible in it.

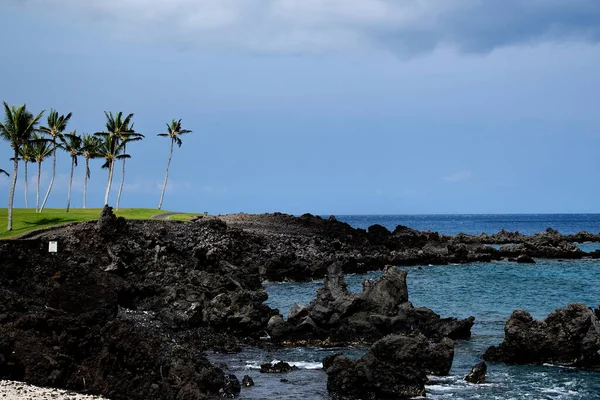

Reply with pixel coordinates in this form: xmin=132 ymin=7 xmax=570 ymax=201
xmin=0 ymin=208 xmax=165 ymax=239
xmin=167 ymin=213 xmax=203 ymax=221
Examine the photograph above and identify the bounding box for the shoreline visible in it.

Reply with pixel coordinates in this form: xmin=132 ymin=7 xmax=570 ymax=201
xmin=1 ymin=209 xmax=599 ymax=399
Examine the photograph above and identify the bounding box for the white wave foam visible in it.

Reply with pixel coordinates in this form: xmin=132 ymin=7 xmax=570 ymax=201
xmin=245 ymin=360 xmax=323 ymax=370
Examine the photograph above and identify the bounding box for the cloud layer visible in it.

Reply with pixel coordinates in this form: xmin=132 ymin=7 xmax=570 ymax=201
xmin=16 ymin=0 xmax=600 ymax=54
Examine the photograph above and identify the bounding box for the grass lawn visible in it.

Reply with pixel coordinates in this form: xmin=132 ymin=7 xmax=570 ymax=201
xmin=0 ymin=208 xmax=165 ymax=240
xmin=167 ymin=213 xmax=203 ymax=221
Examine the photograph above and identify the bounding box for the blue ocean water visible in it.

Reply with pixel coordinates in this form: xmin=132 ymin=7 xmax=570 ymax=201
xmin=332 ymin=214 xmax=600 ymax=236
xmin=211 ymin=215 xmax=600 ymax=399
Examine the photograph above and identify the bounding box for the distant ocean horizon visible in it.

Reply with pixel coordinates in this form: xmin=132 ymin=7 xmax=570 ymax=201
xmin=327 ymin=214 xmax=600 ymax=236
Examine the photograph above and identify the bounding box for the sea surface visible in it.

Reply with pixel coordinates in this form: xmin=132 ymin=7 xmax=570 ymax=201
xmin=209 ymin=215 xmax=600 ymax=399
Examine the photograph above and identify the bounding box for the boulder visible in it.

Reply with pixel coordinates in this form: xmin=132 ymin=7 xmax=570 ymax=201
xmin=516 ymin=254 xmax=535 ymax=264
xmin=483 ymin=303 xmax=600 ymax=367
xmin=324 ymin=334 xmax=454 ymax=399
xmin=241 ymin=375 xmax=254 ymax=386
xmin=464 ymin=361 xmax=487 ymax=384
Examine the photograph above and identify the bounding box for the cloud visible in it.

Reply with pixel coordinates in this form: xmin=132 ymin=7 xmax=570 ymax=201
xmin=443 ymin=170 xmax=473 ymax=183
xmin=16 ymin=0 xmax=600 ymax=55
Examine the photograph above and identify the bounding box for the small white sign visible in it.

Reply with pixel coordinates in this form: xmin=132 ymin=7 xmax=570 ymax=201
xmin=49 ymin=241 xmax=58 ymax=253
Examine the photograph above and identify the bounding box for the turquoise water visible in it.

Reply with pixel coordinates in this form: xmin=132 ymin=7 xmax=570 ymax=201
xmin=212 ymin=215 xmax=600 ymax=399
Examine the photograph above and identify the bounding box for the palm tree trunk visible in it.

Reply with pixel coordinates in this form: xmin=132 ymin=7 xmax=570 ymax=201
xmin=24 ymin=161 xmax=29 ymax=208
xmin=7 ymin=148 xmax=19 ymax=231
xmin=104 ymin=160 xmax=114 ymax=206
xmin=36 ymin=162 xmax=42 ymax=212
xmin=158 ymin=139 xmax=174 ymax=210
xmin=39 ymin=139 xmax=56 ymax=212
xmin=83 ymin=158 xmax=89 ymax=208
xmin=116 ymin=143 xmax=126 ymax=211
xmin=66 ymin=157 xmax=74 ymax=213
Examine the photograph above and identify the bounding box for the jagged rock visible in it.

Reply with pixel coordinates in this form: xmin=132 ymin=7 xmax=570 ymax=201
xmin=465 ymin=361 xmax=487 ymax=383
xmin=260 ymin=361 xmax=298 ymax=373
xmin=241 ymin=375 xmax=254 ymax=387
xmin=269 ymin=263 xmax=474 ymax=344
xmin=96 ymin=205 xmax=126 ymax=235
xmin=483 ymin=303 xmax=600 ymax=367
xmin=324 ymin=334 xmax=454 ymax=399
xmin=287 ymin=303 xmax=308 ymax=323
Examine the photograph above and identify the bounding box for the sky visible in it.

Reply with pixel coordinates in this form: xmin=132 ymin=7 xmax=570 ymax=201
xmin=0 ymin=0 xmax=599 ymax=215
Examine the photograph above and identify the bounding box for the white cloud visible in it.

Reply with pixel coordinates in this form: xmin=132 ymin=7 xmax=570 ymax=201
xmin=17 ymin=0 xmax=600 ymax=55
xmin=443 ymin=170 xmax=473 ymax=183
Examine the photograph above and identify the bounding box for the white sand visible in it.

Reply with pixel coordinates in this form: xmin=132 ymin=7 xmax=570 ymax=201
xmin=0 ymin=380 xmax=109 ymax=399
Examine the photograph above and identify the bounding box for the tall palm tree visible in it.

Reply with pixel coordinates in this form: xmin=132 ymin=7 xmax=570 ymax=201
xmin=31 ymin=133 xmax=53 ymax=212
xmin=18 ymin=141 xmax=36 ymax=208
xmin=95 ymin=132 xmax=130 ymax=206
xmin=80 ymin=133 xmax=102 ymax=208
xmin=157 ymin=119 xmax=192 ymax=209
xmin=58 ymin=131 xmax=82 ymax=212
xmin=39 ymin=109 xmax=72 ymax=212
xmin=0 ymin=102 xmax=44 ymax=231
xmin=96 ymin=111 xmax=143 ymax=210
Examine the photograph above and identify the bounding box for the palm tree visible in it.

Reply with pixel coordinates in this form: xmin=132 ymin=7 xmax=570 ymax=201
xmin=0 ymin=102 xmax=44 ymax=230
xmin=96 ymin=112 xmax=143 ymax=210
xmin=80 ymin=134 xmax=102 ymax=208
xmin=95 ymin=132 xmax=130 ymax=206
xmin=18 ymin=141 xmax=36 ymax=208
xmin=58 ymin=131 xmax=82 ymax=212
xmin=157 ymin=119 xmax=192 ymax=209
xmin=31 ymin=133 xmax=53 ymax=212
xmin=39 ymin=109 xmax=72 ymax=212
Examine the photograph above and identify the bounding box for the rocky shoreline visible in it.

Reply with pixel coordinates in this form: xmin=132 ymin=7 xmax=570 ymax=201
xmin=0 ymin=208 xmax=599 ymax=399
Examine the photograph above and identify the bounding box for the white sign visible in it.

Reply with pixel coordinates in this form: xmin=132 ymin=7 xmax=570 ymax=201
xmin=49 ymin=241 xmax=58 ymax=253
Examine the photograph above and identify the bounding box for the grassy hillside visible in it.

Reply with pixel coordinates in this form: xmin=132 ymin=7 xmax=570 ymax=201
xmin=0 ymin=208 xmax=165 ymax=239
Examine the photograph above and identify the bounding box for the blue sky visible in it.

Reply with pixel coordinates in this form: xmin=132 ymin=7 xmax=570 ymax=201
xmin=1 ymin=0 xmax=599 ymax=215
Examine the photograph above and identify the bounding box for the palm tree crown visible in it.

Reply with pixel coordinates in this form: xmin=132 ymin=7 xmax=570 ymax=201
xmin=81 ymin=134 xmax=102 ymax=177
xmin=40 ymin=109 xmax=72 ymax=140
xmin=59 ymin=131 xmax=83 ymax=165
xmin=31 ymin=133 xmax=53 ymax=164
xmin=0 ymin=102 xmax=44 ymax=151
xmin=158 ymin=119 xmax=192 ymax=147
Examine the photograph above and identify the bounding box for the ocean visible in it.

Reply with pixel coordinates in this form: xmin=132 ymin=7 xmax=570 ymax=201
xmin=209 ymin=214 xmax=600 ymax=399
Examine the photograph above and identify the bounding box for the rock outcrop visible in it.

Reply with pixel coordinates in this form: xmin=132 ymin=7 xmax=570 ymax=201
xmin=0 ymin=209 xmax=277 ymax=400
xmin=323 ymin=334 xmax=454 ymax=399
xmin=483 ymin=303 xmax=600 ymax=368
xmin=464 ymin=361 xmax=487 ymax=384
xmin=269 ymin=263 xmax=474 ymax=344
